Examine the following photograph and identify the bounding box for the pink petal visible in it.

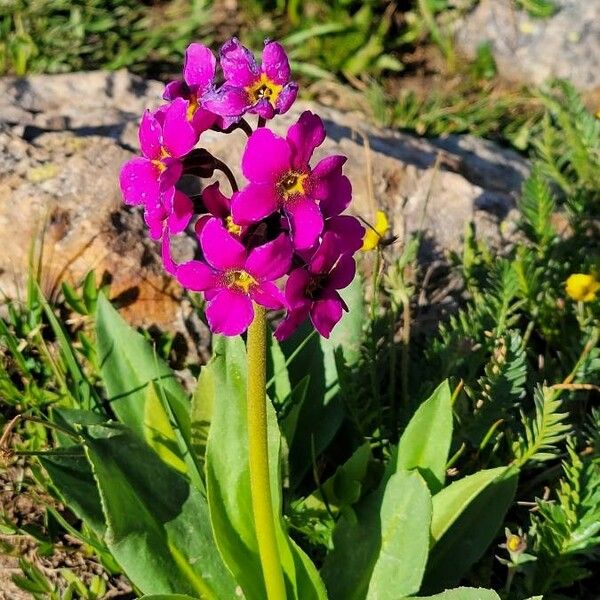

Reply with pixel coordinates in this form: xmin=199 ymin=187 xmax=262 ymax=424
xmin=191 ymin=108 xmax=217 ymax=134
xmin=285 ymin=268 xmax=311 ymax=308
xmin=202 ymin=86 xmax=250 ymax=119
xmin=163 ymin=80 xmax=185 ymax=101
xmin=250 ymin=281 xmax=286 ymax=310
xmin=119 ymin=157 xmax=160 ymax=206
xmin=194 ymin=214 xmax=211 ymax=239
xmin=325 ymin=215 xmax=365 ymax=254
xmin=220 ymin=38 xmax=259 ymax=87
xmin=231 ymin=182 xmax=279 ymax=224
xmin=202 ymin=182 xmax=230 ymax=218
xmin=245 ymin=233 xmax=292 ymax=281
xmin=176 ymin=260 xmax=218 ymax=291
xmin=183 ymin=43 xmax=216 ymax=91
xmin=309 ymin=232 xmax=340 ymax=274
xmin=275 ymin=83 xmax=298 ymax=115
xmin=200 ymin=218 xmax=246 ymax=271
xmin=162 ymin=98 xmax=198 ymax=158
xmin=145 ymin=207 xmax=165 ymax=240
xmin=328 ymin=254 xmax=356 ymax=290
xmin=314 ymin=172 xmax=352 ymax=217
xmin=310 ymin=295 xmax=344 ymax=338
xmin=261 ymin=41 xmax=291 ymax=85
xmin=274 ymin=304 xmax=310 ymax=341
xmin=159 ymin=160 xmax=182 ymax=191
xmin=161 ymin=232 xmax=176 ymax=275
xmin=139 ymin=110 xmax=161 ymax=159
xmin=242 ymin=128 xmax=291 ymax=184
xmin=206 ymin=288 xmax=255 ymax=336
xmin=249 ymin=98 xmax=275 ymax=119
xmin=286 ymin=111 xmax=325 ymax=168
xmin=285 ymin=197 xmax=324 ymax=250
xmin=167 ymin=189 xmax=193 ymax=234
xmin=312 ymin=155 xmax=346 ymax=180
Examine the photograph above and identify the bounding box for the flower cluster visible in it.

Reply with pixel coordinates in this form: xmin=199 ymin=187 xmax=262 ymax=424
xmin=120 ymin=38 xmax=363 ymax=338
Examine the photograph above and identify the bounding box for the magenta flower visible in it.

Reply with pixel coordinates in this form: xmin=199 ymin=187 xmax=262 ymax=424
xmin=144 ymin=187 xmax=194 ymax=241
xmin=275 ymin=233 xmax=356 ymax=340
xmin=120 ymin=98 xmax=197 ymax=208
xmin=231 ymin=111 xmax=351 ymax=250
xmin=203 ymin=38 xmax=298 ymax=126
xmin=163 ymin=43 xmax=218 ymax=133
xmin=194 ymin=182 xmax=239 ymax=239
xmin=176 ymin=219 xmax=292 ymax=335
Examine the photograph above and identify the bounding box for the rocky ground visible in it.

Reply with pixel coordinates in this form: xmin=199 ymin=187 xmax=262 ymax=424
xmin=455 ymin=0 xmax=600 ymax=92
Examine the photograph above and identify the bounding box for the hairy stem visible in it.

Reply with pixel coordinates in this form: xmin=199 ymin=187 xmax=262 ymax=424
xmin=247 ymin=305 xmax=286 ymax=600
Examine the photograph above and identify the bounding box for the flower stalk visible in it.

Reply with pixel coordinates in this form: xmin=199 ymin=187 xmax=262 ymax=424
xmin=246 ymin=304 xmax=286 ymax=600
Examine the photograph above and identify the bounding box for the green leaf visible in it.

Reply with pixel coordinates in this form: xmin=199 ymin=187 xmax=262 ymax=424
xmin=189 ymin=361 xmax=215 ymax=473
xmin=95 ymin=294 xmax=188 ymax=438
xmin=38 ymin=284 xmax=96 ymax=408
xmin=81 ymin=423 xmax=237 ymax=599
xmin=430 ymin=467 xmax=510 ymax=542
xmin=267 ymin=333 xmax=292 ymax=406
xmin=39 ymin=447 xmax=105 ymax=537
xmin=139 ymin=596 xmax=199 ymax=600
xmin=397 ymin=380 xmax=452 ymax=494
xmin=322 ymin=469 xmax=431 ymax=600
xmin=205 ymin=336 xmax=327 ymax=600
xmin=281 ymin=274 xmax=364 ymax=488
xmin=415 ymin=587 xmax=501 ymax=599
xmin=422 ymin=468 xmax=518 ymax=593
xmin=144 ymin=382 xmax=188 ymax=475
xmin=367 ymin=470 xmax=432 ymax=599
xmin=95 ymin=294 xmax=201 ymax=488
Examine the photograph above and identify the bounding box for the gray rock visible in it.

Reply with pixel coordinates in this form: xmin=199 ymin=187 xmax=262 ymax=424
xmin=0 ymin=70 xmax=529 ymax=330
xmin=455 ymin=0 xmax=600 ymax=91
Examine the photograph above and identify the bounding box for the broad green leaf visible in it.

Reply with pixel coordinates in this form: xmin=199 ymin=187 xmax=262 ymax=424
xmin=323 ymin=468 xmax=430 ymax=600
xmin=415 ymin=587 xmax=501 ymax=599
xmin=429 ymin=467 xmax=511 ymax=543
xmin=40 ymin=409 xmax=107 ymax=536
xmin=422 ymin=469 xmax=518 ymax=593
xmin=189 ymin=361 xmax=215 ymax=472
xmin=81 ymin=423 xmax=236 ymax=599
xmin=306 ymin=443 xmax=372 ymax=514
xmin=139 ymin=596 xmax=199 ymax=600
xmin=95 ymin=294 xmax=201 ymax=488
xmin=397 ymin=380 xmax=452 ymax=494
xmin=144 ymin=382 xmax=187 ymax=475
xmin=281 ymin=274 xmax=364 ymax=488
xmin=95 ymin=294 xmax=189 ymax=439
xmin=205 ymin=336 xmax=327 ymax=600
xmin=267 ymin=333 xmax=292 ymax=406
xmin=39 ymin=448 xmax=105 ymax=537
xmin=366 ymin=470 xmax=432 ymax=599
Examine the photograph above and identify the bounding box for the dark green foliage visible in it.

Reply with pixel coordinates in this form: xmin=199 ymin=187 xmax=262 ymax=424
xmin=0 ymin=0 xmax=211 ymax=76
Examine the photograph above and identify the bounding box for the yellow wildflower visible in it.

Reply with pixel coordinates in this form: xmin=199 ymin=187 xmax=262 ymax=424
xmin=362 ymin=210 xmax=389 ymax=251
xmin=565 ymin=273 xmax=600 ymax=302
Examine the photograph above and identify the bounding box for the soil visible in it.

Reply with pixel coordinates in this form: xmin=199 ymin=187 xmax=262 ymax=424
xmin=0 ymin=460 xmax=133 ymax=599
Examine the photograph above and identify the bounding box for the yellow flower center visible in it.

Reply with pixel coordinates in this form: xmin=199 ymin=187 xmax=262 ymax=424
xmin=565 ymin=273 xmax=600 ymax=303
xmin=151 ymin=147 xmax=171 ymax=173
xmin=278 ymin=171 xmax=308 ymax=200
xmin=226 ymin=269 xmax=256 ymax=293
xmin=186 ymin=94 xmax=199 ymax=121
xmin=506 ymin=534 xmax=524 ymax=553
xmin=225 ymin=215 xmax=242 ymax=236
xmin=246 ymin=73 xmax=283 ymax=106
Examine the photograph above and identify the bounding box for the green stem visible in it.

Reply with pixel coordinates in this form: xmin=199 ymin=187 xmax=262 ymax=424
xmin=247 ymin=305 xmax=287 ymax=600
